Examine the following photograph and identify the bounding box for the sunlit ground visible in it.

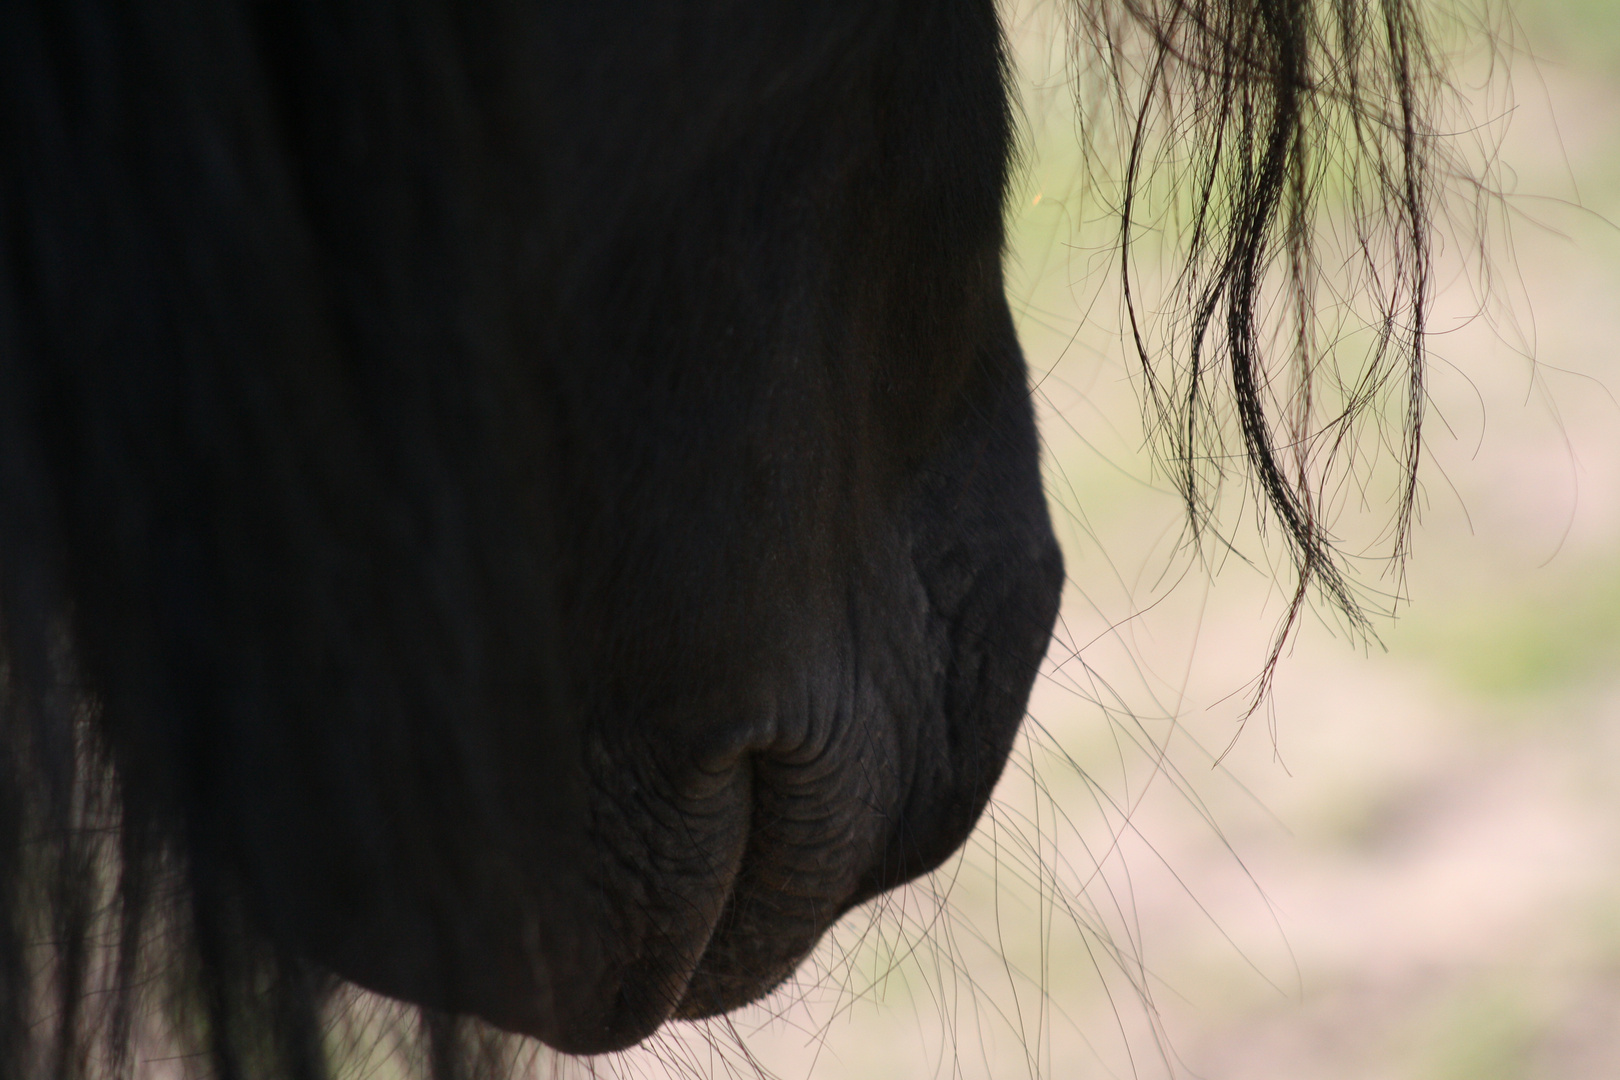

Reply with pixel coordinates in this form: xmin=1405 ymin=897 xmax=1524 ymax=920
xmin=585 ymin=1 xmax=1620 ymax=1077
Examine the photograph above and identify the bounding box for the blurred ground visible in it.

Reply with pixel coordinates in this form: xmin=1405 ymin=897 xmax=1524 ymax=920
xmin=591 ymin=1 xmax=1620 ymax=1077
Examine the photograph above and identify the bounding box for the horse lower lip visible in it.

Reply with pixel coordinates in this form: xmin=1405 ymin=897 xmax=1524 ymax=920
xmin=671 ymin=906 xmax=823 ymax=1022
xmin=670 ymin=967 xmax=779 ymax=1022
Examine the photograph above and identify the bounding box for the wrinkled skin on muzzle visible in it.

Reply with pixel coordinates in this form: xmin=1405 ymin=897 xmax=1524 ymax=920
xmin=0 ymin=0 xmax=1061 ymax=1056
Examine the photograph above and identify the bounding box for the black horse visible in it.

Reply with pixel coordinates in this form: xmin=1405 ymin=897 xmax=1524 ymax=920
xmin=0 ymin=0 xmax=1440 ymax=1075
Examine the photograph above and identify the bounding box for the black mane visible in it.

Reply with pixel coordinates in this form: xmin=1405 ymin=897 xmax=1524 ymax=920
xmin=1076 ymin=0 xmax=1450 ymax=704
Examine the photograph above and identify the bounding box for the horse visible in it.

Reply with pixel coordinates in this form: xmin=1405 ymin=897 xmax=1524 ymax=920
xmin=0 ymin=0 xmax=1442 ymax=1074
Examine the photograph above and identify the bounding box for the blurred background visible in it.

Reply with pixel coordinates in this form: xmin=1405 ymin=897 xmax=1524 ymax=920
xmin=596 ymin=0 xmax=1620 ymax=1076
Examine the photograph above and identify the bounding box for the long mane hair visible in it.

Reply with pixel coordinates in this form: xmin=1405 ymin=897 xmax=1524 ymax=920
xmin=1072 ymin=0 xmax=1463 ymax=708
xmin=0 ymin=1 xmax=1471 ymax=1077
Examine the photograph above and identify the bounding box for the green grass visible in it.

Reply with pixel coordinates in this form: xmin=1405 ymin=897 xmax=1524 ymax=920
xmin=1419 ymin=985 xmax=1542 ymax=1080
xmin=1393 ymin=554 xmax=1620 ymax=701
